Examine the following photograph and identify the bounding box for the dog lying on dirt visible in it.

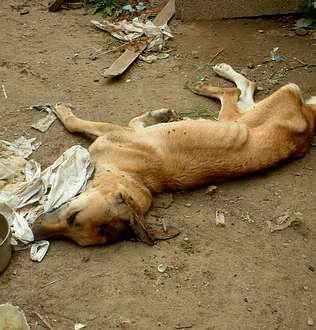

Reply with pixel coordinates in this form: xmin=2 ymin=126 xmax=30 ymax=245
xmin=32 ymin=63 xmax=316 ymax=246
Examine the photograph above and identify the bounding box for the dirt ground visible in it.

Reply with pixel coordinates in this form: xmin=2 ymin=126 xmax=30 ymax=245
xmin=1 ymin=1 xmax=316 ymax=329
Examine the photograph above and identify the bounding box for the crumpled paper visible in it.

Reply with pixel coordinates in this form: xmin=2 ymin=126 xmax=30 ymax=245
xmin=91 ymin=17 xmax=173 ymax=51
xmin=0 ymin=136 xmax=41 ymax=158
xmin=30 ymin=104 xmax=57 ymax=133
xmin=0 ymin=145 xmax=94 ymax=261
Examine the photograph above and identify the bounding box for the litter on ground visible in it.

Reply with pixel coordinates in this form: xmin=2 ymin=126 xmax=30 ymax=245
xmin=30 ymin=104 xmax=57 ymax=133
xmin=0 ymin=136 xmax=41 ymax=159
xmin=215 ymin=210 xmax=226 ymax=227
xmin=266 ymin=213 xmax=301 ymax=232
xmin=0 ymin=144 xmax=94 ymax=261
xmin=91 ymin=16 xmax=173 ymax=50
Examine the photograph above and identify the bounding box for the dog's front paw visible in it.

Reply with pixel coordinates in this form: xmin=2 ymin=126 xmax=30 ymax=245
xmin=151 ymin=108 xmax=178 ymax=123
xmin=54 ymin=103 xmax=75 ymax=122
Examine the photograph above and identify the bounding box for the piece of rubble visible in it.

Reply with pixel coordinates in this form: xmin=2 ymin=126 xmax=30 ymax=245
xmin=158 ymin=263 xmax=168 ymax=273
xmin=267 ymin=214 xmax=301 ymax=232
xmin=215 ymin=210 xmax=226 ymax=227
xmin=307 ymin=317 xmax=314 ymax=326
xmin=205 ymin=185 xmax=217 ymax=195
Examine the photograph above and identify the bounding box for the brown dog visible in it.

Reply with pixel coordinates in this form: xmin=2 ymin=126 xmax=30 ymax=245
xmin=32 ymin=63 xmax=316 ymax=246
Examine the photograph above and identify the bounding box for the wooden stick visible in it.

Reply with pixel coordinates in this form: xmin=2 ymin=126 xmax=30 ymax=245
xmin=1 ymin=85 xmax=7 ymax=99
xmin=162 ymin=219 xmax=167 ymax=232
xmin=35 ymin=312 xmax=54 ymax=330
xmin=208 ymin=48 xmax=224 ymax=65
xmin=100 ymin=42 xmax=131 ymax=55
xmin=40 ymin=279 xmax=58 ymax=289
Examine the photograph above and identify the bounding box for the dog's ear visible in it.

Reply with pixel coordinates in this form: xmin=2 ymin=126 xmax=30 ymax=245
xmin=129 ymin=213 xmax=154 ymax=246
xmin=121 ymin=193 xmax=154 ymax=246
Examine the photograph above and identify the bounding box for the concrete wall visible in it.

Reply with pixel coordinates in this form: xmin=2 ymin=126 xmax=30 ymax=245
xmin=175 ymin=0 xmax=303 ymax=21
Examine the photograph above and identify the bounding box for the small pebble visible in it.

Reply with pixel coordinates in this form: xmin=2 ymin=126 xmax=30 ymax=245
xmin=295 ymin=28 xmax=309 ymax=36
xmin=206 ymin=185 xmax=217 ymax=195
xmin=158 ymin=264 xmax=168 ymax=273
xmin=307 ymin=317 xmax=314 ymax=326
xmin=308 ymin=265 xmax=315 ymax=272
xmin=19 ymin=8 xmax=29 ymax=15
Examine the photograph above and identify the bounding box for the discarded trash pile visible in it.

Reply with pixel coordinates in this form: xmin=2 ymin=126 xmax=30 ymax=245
xmin=0 ymin=117 xmax=94 ymax=261
xmin=91 ymin=16 xmax=173 ymax=51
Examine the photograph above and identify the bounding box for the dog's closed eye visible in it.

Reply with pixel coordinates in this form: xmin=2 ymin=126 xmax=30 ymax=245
xmin=67 ymin=211 xmax=79 ymax=226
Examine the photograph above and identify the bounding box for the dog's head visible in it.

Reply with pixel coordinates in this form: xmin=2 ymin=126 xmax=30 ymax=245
xmin=32 ymin=187 xmax=155 ymax=246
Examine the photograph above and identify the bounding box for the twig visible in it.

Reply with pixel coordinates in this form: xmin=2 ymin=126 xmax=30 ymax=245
xmin=40 ymin=279 xmax=58 ymax=289
xmin=175 ymin=325 xmax=193 ymax=329
xmin=160 ymin=48 xmax=176 ymax=53
xmin=162 ymin=219 xmax=167 ymax=232
xmin=2 ymin=85 xmax=7 ymax=99
xmin=99 ymin=42 xmax=131 ymax=56
xmin=35 ymin=312 xmax=54 ymax=330
xmin=208 ymin=48 xmax=224 ymax=65
xmin=293 ymin=57 xmax=307 ymax=66
xmin=272 ymin=63 xmax=316 ymax=80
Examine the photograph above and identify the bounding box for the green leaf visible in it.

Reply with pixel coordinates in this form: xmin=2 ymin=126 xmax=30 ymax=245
xmin=294 ymin=18 xmax=315 ymax=28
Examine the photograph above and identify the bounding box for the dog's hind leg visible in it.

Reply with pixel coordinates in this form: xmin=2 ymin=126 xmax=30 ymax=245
xmin=128 ymin=108 xmax=178 ymax=129
xmin=190 ymin=82 xmax=242 ymax=121
xmin=213 ymin=63 xmax=257 ymax=111
xmin=55 ymin=103 xmax=124 ymax=137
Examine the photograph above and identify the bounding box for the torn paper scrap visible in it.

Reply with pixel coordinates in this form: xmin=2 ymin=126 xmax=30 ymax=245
xmin=30 ymin=240 xmax=50 ymax=262
xmin=30 ymin=104 xmax=57 ymax=133
xmin=215 ymin=210 xmax=226 ymax=227
xmin=0 ymin=137 xmax=41 ymax=158
xmin=0 ymin=203 xmax=34 ymax=243
xmin=267 ymin=214 xmax=301 ymax=232
xmin=139 ymin=53 xmax=169 ymax=63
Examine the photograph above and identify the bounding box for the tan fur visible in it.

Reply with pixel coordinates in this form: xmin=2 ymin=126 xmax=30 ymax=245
xmin=32 ymin=64 xmax=316 ymax=246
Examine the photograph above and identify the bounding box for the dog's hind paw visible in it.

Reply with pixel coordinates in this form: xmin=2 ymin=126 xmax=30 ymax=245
xmin=213 ymin=63 xmax=234 ymax=77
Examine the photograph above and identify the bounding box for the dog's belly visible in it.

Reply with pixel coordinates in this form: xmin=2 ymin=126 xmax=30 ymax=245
xmin=89 ymin=119 xmax=305 ymax=192
xmin=142 ymin=119 xmax=305 ymax=190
